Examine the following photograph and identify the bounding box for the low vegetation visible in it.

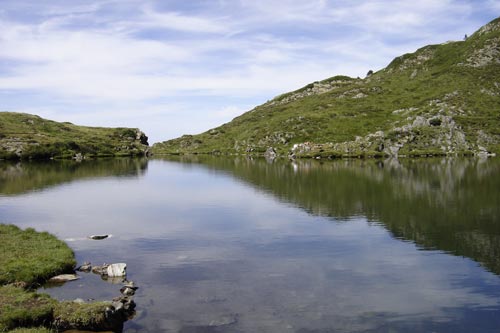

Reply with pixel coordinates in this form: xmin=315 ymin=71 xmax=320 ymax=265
xmin=153 ymin=17 xmax=500 ymax=158
xmin=0 ymin=112 xmax=149 ymax=160
xmin=0 ymin=225 xmax=119 ymax=332
xmin=0 ymin=225 xmax=76 ymax=287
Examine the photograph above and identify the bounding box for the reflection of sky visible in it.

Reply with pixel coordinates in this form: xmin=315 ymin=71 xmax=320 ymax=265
xmin=3 ymin=159 xmax=500 ymax=332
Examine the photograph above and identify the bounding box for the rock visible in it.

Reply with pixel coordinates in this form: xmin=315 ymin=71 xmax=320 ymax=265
xmin=112 ymin=296 xmax=136 ymax=312
xmin=89 ymin=234 xmax=109 ymax=240
xmin=77 ymin=262 xmax=92 ymax=272
xmin=92 ymin=264 xmax=109 ymax=275
xmin=264 ymin=147 xmax=277 ymax=160
xmin=123 ymin=281 xmax=139 ymax=290
xmin=48 ymin=274 xmax=79 ymax=283
xmin=107 ymin=263 xmax=127 ymax=277
xmin=120 ymin=286 xmax=135 ymax=296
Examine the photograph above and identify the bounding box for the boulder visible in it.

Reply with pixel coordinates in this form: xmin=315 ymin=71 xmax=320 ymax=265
xmin=77 ymin=262 xmax=92 ymax=272
xmin=120 ymin=286 xmax=135 ymax=296
xmin=92 ymin=264 xmax=109 ymax=275
xmin=107 ymin=263 xmax=127 ymax=277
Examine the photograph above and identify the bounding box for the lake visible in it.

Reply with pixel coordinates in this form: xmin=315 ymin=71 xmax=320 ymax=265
xmin=1 ymin=156 xmax=500 ymax=332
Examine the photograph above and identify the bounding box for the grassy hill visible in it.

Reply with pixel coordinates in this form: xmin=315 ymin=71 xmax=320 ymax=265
xmin=0 ymin=112 xmax=149 ymax=160
xmin=152 ymin=17 xmax=500 ymax=158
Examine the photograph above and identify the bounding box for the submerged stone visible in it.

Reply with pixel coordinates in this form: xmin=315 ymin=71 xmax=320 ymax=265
xmin=48 ymin=274 xmax=79 ymax=283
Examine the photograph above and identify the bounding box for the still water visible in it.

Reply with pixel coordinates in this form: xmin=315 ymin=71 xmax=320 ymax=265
xmin=1 ymin=157 xmax=500 ymax=332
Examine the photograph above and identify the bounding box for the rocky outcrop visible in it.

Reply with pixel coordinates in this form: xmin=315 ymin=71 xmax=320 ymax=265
xmin=464 ymin=37 xmax=500 ymax=67
xmin=267 ymin=77 xmax=358 ymax=106
xmin=290 ymin=112 xmax=496 ymax=158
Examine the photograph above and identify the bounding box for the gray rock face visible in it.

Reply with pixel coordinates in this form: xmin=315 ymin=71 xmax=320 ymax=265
xmin=264 ymin=147 xmax=277 ymax=161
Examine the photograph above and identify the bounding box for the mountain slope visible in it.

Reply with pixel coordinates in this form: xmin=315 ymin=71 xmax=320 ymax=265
xmin=153 ymin=17 xmax=500 ymax=158
xmin=0 ymin=112 xmax=149 ymax=160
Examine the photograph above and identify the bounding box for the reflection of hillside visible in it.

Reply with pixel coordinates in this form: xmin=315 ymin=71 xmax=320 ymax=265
xmin=162 ymin=156 xmax=500 ymax=275
xmin=0 ymin=158 xmax=148 ymax=196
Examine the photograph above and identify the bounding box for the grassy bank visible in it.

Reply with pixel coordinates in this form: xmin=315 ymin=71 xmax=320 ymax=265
xmin=0 ymin=225 xmax=119 ymax=332
xmin=0 ymin=225 xmax=75 ymax=287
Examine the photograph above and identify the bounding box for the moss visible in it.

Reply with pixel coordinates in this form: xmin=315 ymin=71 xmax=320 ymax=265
xmin=52 ymin=302 xmax=111 ymax=331
xmin=0 ymin=286 xmax=56 ymax=332
xmin=0 ymin=225 xmax=76 ymax=287
xmin=0 ymin=225 xmax=129 ymax=332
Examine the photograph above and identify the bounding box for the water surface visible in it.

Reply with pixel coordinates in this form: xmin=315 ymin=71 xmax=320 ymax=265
xmin=1 ymin=157 xmax=500 ymax=332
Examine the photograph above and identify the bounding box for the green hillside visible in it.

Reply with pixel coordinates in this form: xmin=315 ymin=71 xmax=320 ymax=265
xmin=0 ymin=112 xmax=149 ymax=160
xmin=153 ymin=17 xmax=500 ymax=158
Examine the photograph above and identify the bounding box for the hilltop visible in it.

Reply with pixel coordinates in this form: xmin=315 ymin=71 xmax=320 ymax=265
xmin=0 ymin=112 xmax=149 ymax=160
xmin=153 ymin=17 xmax=500 ymax=158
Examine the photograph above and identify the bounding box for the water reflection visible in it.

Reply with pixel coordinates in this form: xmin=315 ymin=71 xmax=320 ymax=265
xmin=162 ymin=156 xmax=500 ymax=276
xmin=0 ymin=158 xmax=148 ymax=196
xmin=1 ymin=156 xmax=500 ymax=332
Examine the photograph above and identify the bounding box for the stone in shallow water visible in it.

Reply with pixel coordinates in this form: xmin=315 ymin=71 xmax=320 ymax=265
xmin=76 ymin=262 xmax=92 ymax=272
xmin=209 ymin=314 xmax=238 ymax=327
xmin=89 ymin=234 xmax=109 ymax=240
xmin=48 ymin=274 xmax=79 ymax=283
xmin=107 ymin=263 xmax=127 ymax=277
xmin=120 ymin=286 xmax=135 ymax=296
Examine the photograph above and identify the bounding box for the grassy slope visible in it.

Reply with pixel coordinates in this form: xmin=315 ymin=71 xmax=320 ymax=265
xmin=153 ymin=17 xmax=500 ymax=157
xmin=0 ymin=112 xmax=149 ymax=160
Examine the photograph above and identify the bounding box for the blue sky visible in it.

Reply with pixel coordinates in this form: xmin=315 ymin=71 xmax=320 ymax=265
xmin=0 ymin=1 xmax=498 ymax=143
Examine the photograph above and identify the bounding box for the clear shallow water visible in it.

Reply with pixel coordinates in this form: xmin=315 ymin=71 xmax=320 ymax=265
xmin=1 ymin=157 xmax=500 ymax=332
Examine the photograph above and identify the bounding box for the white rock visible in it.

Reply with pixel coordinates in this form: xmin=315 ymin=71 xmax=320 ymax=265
xmin=48 ymin=274 xmax=79 ymax=283
xmin=107 ymin=263 xmax=127 ymax=277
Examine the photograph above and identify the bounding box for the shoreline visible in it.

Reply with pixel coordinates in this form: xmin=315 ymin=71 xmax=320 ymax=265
xmin=0 ymin=224 xmax=134 ymax=333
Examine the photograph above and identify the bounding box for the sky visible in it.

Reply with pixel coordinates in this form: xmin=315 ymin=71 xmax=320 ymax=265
xmin=0 ymin=1 xmax=498 ymax=143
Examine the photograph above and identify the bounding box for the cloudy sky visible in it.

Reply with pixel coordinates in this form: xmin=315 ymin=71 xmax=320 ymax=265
xmin=0 ymin=1 xmax=498 ymax=143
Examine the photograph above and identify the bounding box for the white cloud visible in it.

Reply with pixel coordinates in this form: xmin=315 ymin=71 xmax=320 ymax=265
xmin=140 ymin=5 xmax=228 ymax=34
xmin=0 ymin=0 xmax=496 ymax=142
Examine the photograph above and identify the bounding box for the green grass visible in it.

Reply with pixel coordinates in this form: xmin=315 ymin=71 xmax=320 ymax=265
xmin=0 ymin=225 xmax=76 ymax=287
xmin=53 ymin=302 xmax=110 ymax=331
xmin=0 ymin=112 xmax=149 ymax=160
xmin=152 ymin=17 xmax=500 ymax=157
xmin=0 ymin=286 xmax=55 ymax=332
xmin=0 ymin=225 xmax=120 ymax=332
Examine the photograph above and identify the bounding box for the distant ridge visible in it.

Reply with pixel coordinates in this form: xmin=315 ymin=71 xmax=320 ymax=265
xmin=153 ymin=17 xmax=500 ymax=158
xmin=0 ymin=112 xmax=149 ymax=160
